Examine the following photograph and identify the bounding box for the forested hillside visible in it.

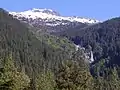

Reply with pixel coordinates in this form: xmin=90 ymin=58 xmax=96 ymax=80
xmin=56 ymin=17 xmax=120 ymax=67
xmin=0 ymin=8 xmax=120 ymax=90
xmin=0 ymin=8 xmax=75 ymax=77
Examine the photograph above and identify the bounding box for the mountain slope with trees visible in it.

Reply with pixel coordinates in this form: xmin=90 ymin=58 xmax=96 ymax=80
xmin=0 ymin=8 xmax=76 ymax=77
xmin=0 ymin=8 xmax=120 ymax=90
xmin=56 ymin=17 xmax=120 ymax=67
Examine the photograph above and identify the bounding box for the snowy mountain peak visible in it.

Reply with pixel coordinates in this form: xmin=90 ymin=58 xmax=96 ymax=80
xmin=30 ymin=8 xmax=60 ymax=16
xmin=31 ymin=8 xmax=53 ymax=12
xmin=9 ymin=8 xmax=100 ymax=27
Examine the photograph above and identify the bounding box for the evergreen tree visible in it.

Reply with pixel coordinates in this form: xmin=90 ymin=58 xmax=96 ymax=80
xmin=56 ymin=60 xmax=93 ymax=90
xmin=107 ymin=67 xmax=120 ymax=90
xmin=0 ymin=54 xmax=30 ymax=90
xmin=36 ymin=70 xmax=56 ymax=90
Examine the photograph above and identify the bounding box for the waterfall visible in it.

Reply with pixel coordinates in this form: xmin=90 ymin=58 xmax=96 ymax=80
xmin=90 ymin=51 xmax=94 ymax=62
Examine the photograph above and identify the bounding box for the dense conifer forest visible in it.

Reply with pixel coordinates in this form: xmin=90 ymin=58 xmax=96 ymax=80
xmin=0 ymin=8 xmax=120 ymax=90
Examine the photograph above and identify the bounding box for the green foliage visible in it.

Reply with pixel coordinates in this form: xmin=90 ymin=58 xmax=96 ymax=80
xmin=106 ymin=67 xmax=120 ymax=90
xmin=57 ymin=17 xmax=120 ymax=67
xmin=56 ymin=60 xmax=93 ymax=90
xmin=36 ymin=71 xmax=56 ymax=90
xmin=0 ymin=8 xmax=75 ymax=77
xmin=1 ymin=8 xmax=120 ymax=90
xmin=0 ymin=54 xmax=30 ymax=90
xmin=91 ymin=59 xmax=107 ymax=77
xmin=93 ymin=67 xmax=120 ymax=90
xmin=35 ymin=32 xmax=75 ymax=52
